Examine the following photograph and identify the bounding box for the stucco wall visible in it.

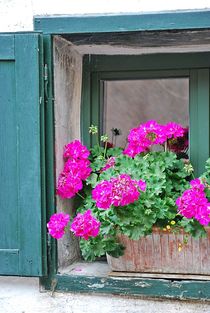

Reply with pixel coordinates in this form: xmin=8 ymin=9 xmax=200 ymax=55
xmin=54 ymin=36 xmax=82 ymax=268
xmin=1 ymin=1 xmax=210 ymax=312
xmin=0 ymin=0 xmax=210 ymax=32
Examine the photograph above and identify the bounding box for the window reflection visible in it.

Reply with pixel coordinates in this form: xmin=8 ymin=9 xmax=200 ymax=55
xmin=103 ymin=78 xmax=189 ymax=158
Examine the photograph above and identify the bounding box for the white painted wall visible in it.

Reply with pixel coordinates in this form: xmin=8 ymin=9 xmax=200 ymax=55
xmin=0 ymin=0 xmax=210 ymax=32
xmin=1 ymin=1 xmax=210 ymax=312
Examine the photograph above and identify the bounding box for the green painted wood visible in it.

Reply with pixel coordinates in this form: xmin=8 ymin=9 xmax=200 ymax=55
xmin=190 ymin=69 xmax=210 ymax=176
xmin=0 ymin=33 xmax=47 ymax=276
xmin=0 ymin=59 xmax=20 ymax=274
xmin=40 ymin=35 xmax=57 ymax=286
xmin=84 ymin=67 xmax=190 ymax=145
xmin=90 ymin=53 xmax=210 ymax=72
xmin=0 ymin=34 xmax=14 ymax=59
xmin=34 ymin=10 xmax=210 ymax=34
xmin=96 ymin=70 xmax=189 ymax=81
xmin=39 ymin=35 xmax=48 ymax=276
xmin=51 ymin=274 xmax=210 ymax=300
xmin=82 ymin=55 xmax=210 ymax=175
xmin=81 ymin=55 xmax=92 ymax=147
xmin=36 ymin=12 xmax=210 ymax=298
xmin=91 ymin=72 xmax=101 ymax=146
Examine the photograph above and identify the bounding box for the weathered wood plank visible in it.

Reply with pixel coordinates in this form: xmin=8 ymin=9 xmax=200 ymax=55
xmin=0 ymin=33 xmax=46 ymax=276
xmin=90 ymin=53 xmax=210 ymax=72
xmin=54 ymin=273 xmax=210 ymax=300
xmin=15 ymin=33 xmax=45 ymax=276
xmin=0 ymin=59 xmax=19 ymax=275
xmin=53 ymin=36 xmax=82 ymax=268
xmin=107 ymin=231 xmax=210 ymax=275
xmin=0 ymin=35 xmax=14 ymax=59
xmin=0 ymin=250 xmax=19 ymax=275
xmin=109 ymin=272 xmax=210 ymax=281
xmin=34 ymin=10 xmax=210 ymax=34
xmin=190 ymin=69 xmax=210 ymax=176
xmin=62 ymin=30 xmax=210 ymax=48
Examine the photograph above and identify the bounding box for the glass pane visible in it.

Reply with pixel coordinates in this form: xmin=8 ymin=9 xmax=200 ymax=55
xmin=103 ymin=78 xmax=189 ymax=155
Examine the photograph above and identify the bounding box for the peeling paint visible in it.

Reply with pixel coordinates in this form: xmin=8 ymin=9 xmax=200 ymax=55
xmin=87 ymin=283 xmax=105 ymax=289
xmin=2 ymin=277 xmax=210 ymax=313
xmin=171 ymin=282 xmax=182 ymax=289
xmin=134 ymin=282 xmax=151 ymax=288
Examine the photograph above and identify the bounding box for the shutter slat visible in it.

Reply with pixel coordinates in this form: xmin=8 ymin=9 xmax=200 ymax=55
xmin=0 ymin=33 xmax=46 ymax=276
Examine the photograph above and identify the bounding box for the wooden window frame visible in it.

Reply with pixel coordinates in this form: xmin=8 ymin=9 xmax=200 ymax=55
xmin=81 ymin=54 xmax=210 ymax=176
xmin=35 ymin=11 xmax=210 ymax=299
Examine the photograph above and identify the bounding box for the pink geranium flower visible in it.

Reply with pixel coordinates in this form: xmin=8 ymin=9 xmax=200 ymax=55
xmin=110 ymin=174 xmax=141 ymax=207
xmin=164 ymin=122 xmax=185 ymax=139
xmin=176 ymin=179 xmax=210 ymax=226
xmin=57 ymin=171 xmax=83 ymax=199
xmin=123 ymin=120 xmax=165 ymax=157
xmin=70 ymin=210 xmax=100 ymax=240
xmin=138 ymin=179 xmax=147 ymax=192
xmin=189 ymin=178 xmax=205 ymax=191
xmin=47 ymin=213 xmax=70 ymax=239
xmin=63 ymin=140 xmax=90 ymax=160
xmin=92 ymin=174 xmax=146 ymax=210
xmin=101 ymin=157 xmax=116 ymax=172
xmin=168 ymin=127 xmax=188 ymax=153
xmin=64 ymin=158 xmax=92 ymax=181
xmin=92 ymin=180 xmax=113 ymax=209
xmin=124 ymin=120 xmax=186 ymax=158
xmin=123 ymin=143 xmax=146 ymax=158
xmin=57 ymin=145 xmax=92 ymax=199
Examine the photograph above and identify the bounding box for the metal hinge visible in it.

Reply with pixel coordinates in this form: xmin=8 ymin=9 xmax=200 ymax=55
xmin=44 ymin=63 xmax=48 ymax=81
xmin=44 ymin=63 xmax=49 ymax=100
xmin=47 ymin=233 xmax=51 ymax=248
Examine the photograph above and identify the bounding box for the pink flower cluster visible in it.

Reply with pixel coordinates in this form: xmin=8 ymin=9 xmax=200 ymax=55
xmin=123 ymin=120 xmax=185 ymax=157
xmin=92 ymin=174 xmax=146 ymax=209
xmin=168 ymin=127 xmax=189 ymax=153
xmin=70 ymin=209 xmax=101 ymax=240
xmin=176 ymin=178 xmax=210 ymax=226
xmin=101 ymin=156 xmax=116 ymax=172
xmin=57 ymin=140 xmax=92 ymax=198
xmin=47 ymin=212 xmax=70 ymax=239
xmin=47 ymin=210 xmax=100 ymax=240
xmin=63 ymin=140 xmax=90 ymax=160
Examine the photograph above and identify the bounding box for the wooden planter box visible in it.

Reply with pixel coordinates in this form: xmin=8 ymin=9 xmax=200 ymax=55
xmin=106 ymin=228 xmax=210 ymax=275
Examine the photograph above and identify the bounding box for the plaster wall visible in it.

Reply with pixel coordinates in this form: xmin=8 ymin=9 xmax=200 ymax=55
xmin=54 ymin=36 xmax=82 ymax=267
xmin=0 ymin=0 xmax=210 ymax=32
xmin=1 ymin=1 xmax=210 ymax=312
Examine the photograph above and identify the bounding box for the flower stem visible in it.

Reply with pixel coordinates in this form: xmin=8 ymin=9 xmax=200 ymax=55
xmin=104 ymin=141 xmax=108 ymax=158
xmin=77 ymin=192 xmax=85 ymax=200
xmin=164 ymin=141 xmax=168 ymax=152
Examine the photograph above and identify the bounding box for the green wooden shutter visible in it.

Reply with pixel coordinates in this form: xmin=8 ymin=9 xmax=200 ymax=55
xmin=190 ymin=69 xmax=210 ymax=176
xmin=0 ymin=33 xmax=47 ymax=276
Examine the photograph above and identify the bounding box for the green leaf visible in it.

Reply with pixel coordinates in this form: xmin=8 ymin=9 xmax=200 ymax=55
xmin=106 ymin=147 xmax=123 ymax=157
xmin=106 ymin=243 xmax=125 ymax=258
xmin=86 ymin=173 xmax=98 ymax=187
xmin=179 ymin=218 xmax=207 ymax=238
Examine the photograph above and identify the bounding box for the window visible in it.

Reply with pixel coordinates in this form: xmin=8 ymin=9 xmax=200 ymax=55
xmin=82 ymin=55 xmax=210 ymax=176
xmin=34 ymin=12 xmax=210 ymax=299
xmin=51 ymin=41 xmax=210 ymax=296
xmin=103 ymin=78 xmax=189 ymax=150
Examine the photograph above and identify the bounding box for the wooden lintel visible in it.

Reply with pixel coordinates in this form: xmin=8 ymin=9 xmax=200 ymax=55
xmin=62 ymin=30 xmax=210 ymax=48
